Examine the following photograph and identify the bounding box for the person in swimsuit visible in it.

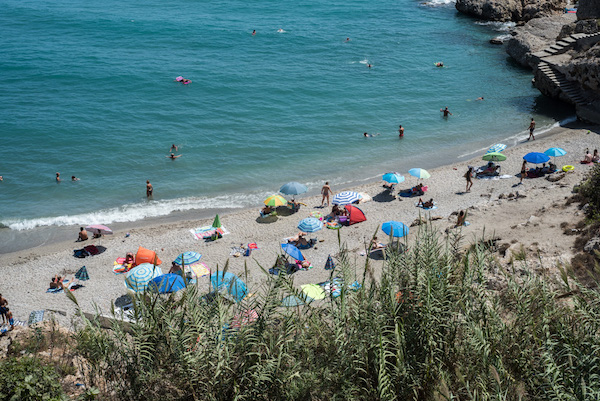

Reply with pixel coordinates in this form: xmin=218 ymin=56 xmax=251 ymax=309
xmin=252 ymin=30 xmax=256 ymax=36
xmin=528 ymin=118 xmax=536 ymax=141
xmin=56 ymin=172 xmax=61 ymax=182
xmin=0 ymin=294 xmax=8 ymax=325
xmin=71 ymin=175 xmax=80 ymax=181
xmin=167 ymin=153 xmax=182 ymax=159
xmin=464 ymin=167 xmax=473 ymax=192
xmin=170 ymin=144 xmax=178 ymax=152
xmin=441 ymin=107 xmax=452 ymax=117
xmin=321 ymin=182 xmax=332 ymax=207
xmin=146 ymin=180 xmax=153 ymax=198
xmin=78 ymin=227 xmax=88 ymax=242
xmin=398 ymin=125 xmax=404 ymax=138
xmin=520 ymin=160 xmax=527 ymax=184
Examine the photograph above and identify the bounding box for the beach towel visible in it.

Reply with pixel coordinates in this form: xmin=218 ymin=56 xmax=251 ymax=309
xmin=415 ymin=202 xmax=438 ymax=210
xmin=27 ymin=310 xmax=45 ymax=326
xmin=190 ymin=225 xmax=230 ymax=240
xmin=476 ymin=174 xmax=513 ymax=180
xmin=84 ymin=245 xmax=100 ymax=255
xmin=73 ymin=248 xmax=90 ymax=258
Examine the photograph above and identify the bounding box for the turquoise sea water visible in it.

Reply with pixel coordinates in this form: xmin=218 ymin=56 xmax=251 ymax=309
xmin=0 ymin=0 xmax=574 ymax=242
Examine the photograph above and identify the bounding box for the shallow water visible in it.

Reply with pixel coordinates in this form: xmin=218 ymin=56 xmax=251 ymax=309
xmin=0 ymin=0 xmax=574 ymax=241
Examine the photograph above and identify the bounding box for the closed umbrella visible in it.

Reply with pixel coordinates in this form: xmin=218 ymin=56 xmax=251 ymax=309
xmin=332 ymin=191 xmax=361 ymax=205
xmin=381 ymin=221 xmax=409 ymax=238
xmin=125 ymin=263 xmax=162 ymax=292
xmin=212 ymin=214 xmax=222 ymax=228
xmin=487 ymin=144 xmax=507 ymax=153
xmin=279 ymin=182 xmax=308 ymax=195
xmin=297 ymin=218 xmax=323 ymax=233
xmin=324 ymin=255 xmax=335 ymax=270
xmin=382 ymin=172 xmax=405 ymax=184
xmin=85 ymin=224 xmax=113 ymax=235
xmin=75 ymin=266 xmax=89 ymax=281
xmin=173 ymin=251 xmax=202 ymax=266
xmin=523 ymin=152 xmax=550 ymax=164
xmin=482 ymin=152 xmax=507 ymax=162
xmin=408 ymin=168 xmax=431 ymax=180
xmin=264 ymin=194 xmax=288 ymax=207
xmin=281 ymin=243 xmax=304 ymax=261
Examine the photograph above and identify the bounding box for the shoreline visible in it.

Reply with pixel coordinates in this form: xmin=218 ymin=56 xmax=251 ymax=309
xmin=0 ymin=115 xmax=579 ymax=255
xmin=2 ymin=121 xmax=600 ymax=326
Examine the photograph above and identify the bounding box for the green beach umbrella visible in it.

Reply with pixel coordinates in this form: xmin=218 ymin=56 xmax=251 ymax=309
xmin=264 ymin=194 xmax=288 ymax=207
xmin=482 ymin=152 xmax=507 ymax=162
xmin=212 ymin=214 xmax=221 ymax=228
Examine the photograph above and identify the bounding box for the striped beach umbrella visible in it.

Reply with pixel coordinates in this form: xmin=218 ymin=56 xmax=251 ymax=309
xmin=324 ymin=255 xmax=335 ymax=270
xmin=297 ymin=217 xmax=323 ymax=233
xmin=279 ymin=182 xmax=308 ymax=196
xmin=231 ymin=309 xmax=259 ymax=328
xmin=173 ymin=251 xmax=202 ymax=266
xmin=332 ymin=191 xmax=361 ymax=205
xmin=125 ymin=263 xmax=162 ymax=292
xmin=75 ymin=266 xmax=89 ymax=281
xmin=408 ymin=168 xmax=431 ymax=180
xmin=382 ymin=221 xmax=409 ymax=238
xmin=487 ymin=143 xmax=507 ymax=153
xmin=382 ymin=172 xmax=405 ymax=184
xmin=85 ymin=224 xmax=113 ymax=235
xmin=264 ymin=194 xmax=288 ymax=207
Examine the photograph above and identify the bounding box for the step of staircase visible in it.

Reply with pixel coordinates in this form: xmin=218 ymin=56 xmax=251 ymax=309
xmin=537 ymin=61 xmax=589 ymax=106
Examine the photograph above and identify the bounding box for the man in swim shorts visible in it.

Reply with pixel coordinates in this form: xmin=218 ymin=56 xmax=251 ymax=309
xmin=398 ymin=125 xmax=404 ymax=138
xmin=78 ymin=227 xmax=88 ymax=242
xmin=441 ymin=107 xmax=452 ymax=117
xmin=146 ymin=180 xmax=153 ymax=198
xmin=321 ymin=182 xmax=332 ymax=207
xmin=528 ymin=118 xmax=536 ymax=141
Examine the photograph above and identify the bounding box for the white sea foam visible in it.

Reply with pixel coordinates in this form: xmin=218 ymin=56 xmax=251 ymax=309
xmin=474 ymin=21 xmax=516 ymax=32
xmin=420 ymin=0 xmax=455 ymax=7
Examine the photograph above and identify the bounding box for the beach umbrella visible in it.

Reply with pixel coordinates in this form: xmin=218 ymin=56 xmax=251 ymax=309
xmin=324 ymin=255 xmax=335 ymax=270
xmin=280 ymin=182 xmax=308 ymax=195
xmin=210 ymin=271 xmax=248 ymax=303
xmin=332 ymin=191 xmax=361 ymax=205
xmin=297 ymin=217 xmax=323 ymax=233
xmin=523 ymin=152 xmax=550 ymax=164
xmin=75 ymin=266 xmax=89 ymax=281
xmin=487 ymin=144 xmax=507 ymax=153
xmin=173 ymin=251 xmax=202 ymax=266
xmin=85 ymin=224 xmax=113 ymax=235
xmin=281 ymin=243 xmax=304 ymax=261
xmin=301 ymin=284 xmax=326 ymax=300
xmin=281 ymin=295 xmax=309 ymax=307
xmin=544 ymin=147 xmax=567 ymax=157
xmin=382 ymin=172 xmax=405 ymax=184
xmin=408 ymin=168 xmax=431 ymax=180
xmin=381 ymin=221 xmax=409 ymax=238
xmin=149 ymin=273 xmax=186 ymax=293
xmin=231 ymin=309 xmax=259 ymax=328
xmin=125 ymin=263 xmax=162 ymax=292
xmin=482 ymin=152 xmax=507 ymax=162
xmin=212 ymin=214 xmax=222 ymax=228
xmin=264 ymin=194 xmax=288 ymax=207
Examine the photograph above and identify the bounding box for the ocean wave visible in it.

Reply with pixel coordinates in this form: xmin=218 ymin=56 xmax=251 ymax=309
xmin=2 ymin=193 xmax=272 ymax=231
xmin=474 ymin=21 xmax=516 ymax=32
xmin=420 ymin=0 xmax=455 ymax=7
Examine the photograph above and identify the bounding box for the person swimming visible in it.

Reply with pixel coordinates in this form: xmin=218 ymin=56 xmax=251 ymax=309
xmin=363 ymin=132 xmax=380 ymax=138
xmin=167 ymin=153 xmax=182 ymax=159
xmin=252 ymin=30 xmax=256 ymax=35
xmin=435 ymin=62 xmax=444 ymax=67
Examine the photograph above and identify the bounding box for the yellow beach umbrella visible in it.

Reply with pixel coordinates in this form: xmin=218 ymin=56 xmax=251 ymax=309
xmin=264 ymin=194 xmax=288 ymax=207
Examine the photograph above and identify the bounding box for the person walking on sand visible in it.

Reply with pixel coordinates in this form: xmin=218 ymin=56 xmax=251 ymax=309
xmin=441 ymin=107 xmax=452 ymax=117
xmin=520 ymin=160 xmax=527 ymax=184
xmin=398 ymin=125 xmax=404 ymax=138
xmin=528 ymin=118 xmax=536 ymax=141
xmin=464 ymin=167 xmax=473 ymax=192
xmin=146 ymin=180 xmax=153 ymax=198
xmin=321 ymin=182 xmax=332 ymax=207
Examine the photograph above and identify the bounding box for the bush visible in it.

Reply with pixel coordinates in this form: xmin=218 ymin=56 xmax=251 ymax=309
xmin=578 ymin=163 xmax=600 ymax=218
xmin=0 ymin=357 xmax=67 ymax=401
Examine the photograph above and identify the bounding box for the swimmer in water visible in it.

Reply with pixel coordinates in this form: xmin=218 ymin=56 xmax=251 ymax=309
xmin=277 ymin=28 xmax=284 ymax=32
xmin=167 ymin=153 xmax=182 ymax=159
xmin=476 ymin=97 xmax=484 ymax=101
xmin=398 ymin=125 xmax=404 ymax=138
xmin=71 ymin=176 xmax=80 ymax=181
xmin=56 ymin=172 xmax=61 ymax=182
xmin=363 ymin=132 xmax=380 ymax=138
xmin=345 ymin=37 xmax=350 ymax=42
xmin=181 ymin=78 xmax=191 ymax=84
xmin=367 ymin=63 xmax=372 ymax=68
xmin=440 ymin=107 xmax=452 ymax=117
xmin=170 ymin=144 xmax=178 ymax=152
xmin=435 ymin=62 xmax=444 ymax=67
xmin=252 ymin=30 xmax=256 ymax=36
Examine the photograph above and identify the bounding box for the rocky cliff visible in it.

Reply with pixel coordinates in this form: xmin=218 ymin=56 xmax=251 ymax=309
xmin=455 ymin=0 xmax=566 ymax=22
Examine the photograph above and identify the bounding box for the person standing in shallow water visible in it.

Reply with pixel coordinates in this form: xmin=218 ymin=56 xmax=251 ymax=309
xmin=146 ymin=180 xmax=153 ymax=198
xmin=528 ymin=118 xmax=536 ymax=141
xmin=398 ymin=125 xmax=404 ymax=138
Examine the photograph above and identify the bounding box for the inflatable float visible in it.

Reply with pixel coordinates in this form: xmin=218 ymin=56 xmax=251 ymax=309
xmin=562 ymin=165 xmax=575 ymax=172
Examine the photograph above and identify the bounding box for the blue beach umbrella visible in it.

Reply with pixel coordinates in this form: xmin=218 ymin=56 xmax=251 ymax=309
xmin=149 ymin=274 xmax=186 ymax=293
xmin=125 ymin=263 xmax=162 ymax=292
xmin=332 ymin=191 xmax=361 ymax=205
xmin=173 ymin=251 xmax=202 ymax=266
xmin=544 ymin=147 xmax=567 ymax=157
xmin=487 ymin=144 xmax=507 ymax=153
xmin=210 ymin=271 xmax=248 ymax=302
xmin=281 ymin=243 xmax=304 ymax=261
xmin=381 ymin=221 xmax=409 ymax=238
xmin=408 ymin=168 xmax=431 ymax=180
xmin=297 ymin=217 xmax=323 ymax=233
xmin=382 ymin=172 xmax=405 ymax=184
xmin=280 ymin=182 xmax=308 ymax=196
xmin=523 ymin=152 xmax=550 ymax=164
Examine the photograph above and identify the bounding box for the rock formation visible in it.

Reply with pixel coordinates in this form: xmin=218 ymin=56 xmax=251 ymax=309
xmin=455 ymin=0 xmax=566 ymax=22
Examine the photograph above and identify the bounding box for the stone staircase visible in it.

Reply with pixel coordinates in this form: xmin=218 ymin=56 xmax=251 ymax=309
xmin=537 ymin=61 xmax=590 ymax=106
xmin=532 ymin=32 xmax=600 ymax=60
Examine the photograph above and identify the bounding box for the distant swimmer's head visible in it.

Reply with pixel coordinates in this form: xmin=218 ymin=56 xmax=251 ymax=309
xmin=252 ymin=30 xmax=256 ymax=35
xmin=364 ymin=132 xmax=369 ymax=137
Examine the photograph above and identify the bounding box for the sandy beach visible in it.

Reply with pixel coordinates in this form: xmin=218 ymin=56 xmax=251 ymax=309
xmin=1 ymin=121 xmax=599 ymax=327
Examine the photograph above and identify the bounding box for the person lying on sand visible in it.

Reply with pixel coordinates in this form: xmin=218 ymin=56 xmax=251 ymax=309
xmin=370 ymin=237 xmax=386 ymax=250
xmin=417 ymin=198 xmax=434 ymax=208
xmin=288 ymin=232 xmax=308 ymax=244
xmin=49 ymin=275 xmax=67 ymax=289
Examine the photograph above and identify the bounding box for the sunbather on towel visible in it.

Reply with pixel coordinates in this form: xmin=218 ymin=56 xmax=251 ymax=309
xmin=411 ymin=183 xmax=424 ymax=196
xmin=417 ymin=198 xmax=434 ymax=208
xmin=370 ymin=237 xmax=386 ymax=250
xmin=49 ymin=275 xmax=66 ymax=289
